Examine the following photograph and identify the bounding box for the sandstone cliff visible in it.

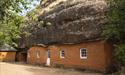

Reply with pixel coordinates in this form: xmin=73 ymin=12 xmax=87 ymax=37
xmin=19 ymin=0 xmax=108 ymax=48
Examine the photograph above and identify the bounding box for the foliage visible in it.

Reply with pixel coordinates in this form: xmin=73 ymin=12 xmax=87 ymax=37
xmin=0 ymin=14 xmax=24 ymax=47
xmin=20 ymin=5 xmax=41 ymax=36
xmin=0 ymin=0 xmax=31 ymax=21
xmin=103 ymin=0 xmax=125 ymax=66
xmin=26 ymin=5 xmax=41 ymax=21
xmin=0 ymin=0 xmax=36 ymax=47
xmin=103 ymin=0 xmax=125 ymax=42
xmin=115 ymin=44 xmax=125 ymax=66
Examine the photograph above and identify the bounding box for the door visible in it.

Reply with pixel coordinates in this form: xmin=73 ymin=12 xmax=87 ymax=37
xmin=19 ymin=53 xmax=27 ymax=62
xmin=46 ymin=50 xmax=50 ymax=66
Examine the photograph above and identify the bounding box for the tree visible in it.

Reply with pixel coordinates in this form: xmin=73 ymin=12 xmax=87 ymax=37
xmin=0 ymin=0 xmax=29 ymax=21
xmin=103 ymin=0 xmax=125 ymax=66
xmin=0 ymin=0 xmax=36 ymax=46
xmin=0 ymin=14 xmax=24 ymax=46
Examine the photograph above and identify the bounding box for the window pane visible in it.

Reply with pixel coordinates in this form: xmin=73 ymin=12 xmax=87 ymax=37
xmin=80 ymin=48 xmax=87 ymax=59
xmin=48 ymin=50 xmax=50 ymax=58
xmin=60 ymin=50 xmax=65 ymax=58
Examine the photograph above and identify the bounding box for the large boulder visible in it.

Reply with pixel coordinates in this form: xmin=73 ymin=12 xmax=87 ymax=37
xmin=19 ymin=0 xmax=108 ymax=48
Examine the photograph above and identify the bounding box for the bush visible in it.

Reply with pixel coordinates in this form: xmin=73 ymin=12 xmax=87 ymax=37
xmin=103 ymin=0 xmax=125 ymax=67
xmin=115 ymin=44 xmax=125 ymax=66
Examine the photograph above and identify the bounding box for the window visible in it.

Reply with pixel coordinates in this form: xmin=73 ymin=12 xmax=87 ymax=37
xmin=47 ymin=50 xmax=50 ymax=58
xmin=80 ymin=48 xmax=87 ymax=59
xmin=36 ymin=51 xmax=40 ymax=58
xmin=60 ymin=50 xmax=65 ymax=58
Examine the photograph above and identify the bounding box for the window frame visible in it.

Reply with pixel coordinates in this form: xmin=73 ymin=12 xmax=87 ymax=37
xmin=60 ymin=50 xmax=65 ymax=59
xmin=80 ymin=48 xmax=87 ymax=59
xmin=47 ymin=50 xmax=51 ymax=58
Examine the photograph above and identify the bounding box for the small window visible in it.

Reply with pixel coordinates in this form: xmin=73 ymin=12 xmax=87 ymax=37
xmin=80 ymin=48 xmax=87 ymax=59
xmin=60 ymin=50 xmax=65 ymax=58
xmin=47 ymin=50 xmax=50 ymax=58
xmin=36 ymin=51 xmax=40 ymax=58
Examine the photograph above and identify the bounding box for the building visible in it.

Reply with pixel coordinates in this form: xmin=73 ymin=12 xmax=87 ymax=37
xmin=25 ymin=0 xmax=114 ymax=72
xmin=0 ymin=44 xmax=17 ymax=62
xmin=27 ymin=44 xmax=47 ymax=65
xmin=27 ymin=40 xmax=114 ymax=72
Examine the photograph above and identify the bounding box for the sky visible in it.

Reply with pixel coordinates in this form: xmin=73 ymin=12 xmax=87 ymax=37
xmin=19 ymin=0 xmax=40 ymax=16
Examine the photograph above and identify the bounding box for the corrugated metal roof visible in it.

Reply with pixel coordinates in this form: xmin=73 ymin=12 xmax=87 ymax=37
xmin=0 ymin=44 xmax=17 ymax=52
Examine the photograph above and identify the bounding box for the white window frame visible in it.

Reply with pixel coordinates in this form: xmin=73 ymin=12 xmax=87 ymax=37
xmin=80 ymin=48 xmax=87 ymax=59
xmin=60 ymin=50 xmax=65 ymax=59
xmin=36 ymin=51 xmax=40 ymax=58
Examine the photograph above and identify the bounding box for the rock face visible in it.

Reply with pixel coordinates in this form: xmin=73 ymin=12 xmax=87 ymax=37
xmin=19 ymin=0 xmax=108 ymax=48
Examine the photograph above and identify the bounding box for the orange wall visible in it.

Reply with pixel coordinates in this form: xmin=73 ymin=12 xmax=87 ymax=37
xmin=0 ymin=52 xmax=16 ymax=62
xmin=27 ymin=40 xmax=113 ymax=72
xmin=27 ymin=46 xmax=47 ymax=65
xmin=48 ymin=41 xmax=113 ymax=71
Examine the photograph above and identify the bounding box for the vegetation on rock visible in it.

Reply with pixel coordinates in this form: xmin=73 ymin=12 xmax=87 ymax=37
xmin=103 ymin=0 xmax=125 ymax=66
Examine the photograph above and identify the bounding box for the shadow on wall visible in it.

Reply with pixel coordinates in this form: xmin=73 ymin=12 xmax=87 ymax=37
xmin=16 ymin=52 xmax=27 ymax=62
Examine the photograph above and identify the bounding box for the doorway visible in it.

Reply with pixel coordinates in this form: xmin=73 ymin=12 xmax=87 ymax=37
xmin=18 ymin=53 xmax=27 ymax=62
xmin=46 ymin=50 xmax=51 ymax=66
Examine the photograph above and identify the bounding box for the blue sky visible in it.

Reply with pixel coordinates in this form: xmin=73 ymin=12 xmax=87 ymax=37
xmin=19 ymin=0 xmax=40 ymax=16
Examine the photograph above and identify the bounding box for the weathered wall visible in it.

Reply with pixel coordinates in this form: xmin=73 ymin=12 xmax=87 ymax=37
xmin=27 ymin=40 xmax=113 ymax=72
xmin=27 ymin=46 xmax=47 ymax=65
xmin=48 ymin=40 xmax=113 ymax=72
xmin=0 ymin=52 xmax=16 ymax=62
xmin=104 ymin=42 xmax=114 ymax=70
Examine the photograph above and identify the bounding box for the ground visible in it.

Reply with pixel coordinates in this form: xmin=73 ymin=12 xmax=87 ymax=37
xmin=1 ymin=62 xmax=124 ymax=75
xmin=0 ymin=62 xmax=103 ymax=75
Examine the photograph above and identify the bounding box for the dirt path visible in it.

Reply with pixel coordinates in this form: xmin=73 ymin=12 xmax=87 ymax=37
xmin=0 ymin=62 xmax=34 ymax=75
xmin=0 ymin=62 xmax=103 ymax=75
